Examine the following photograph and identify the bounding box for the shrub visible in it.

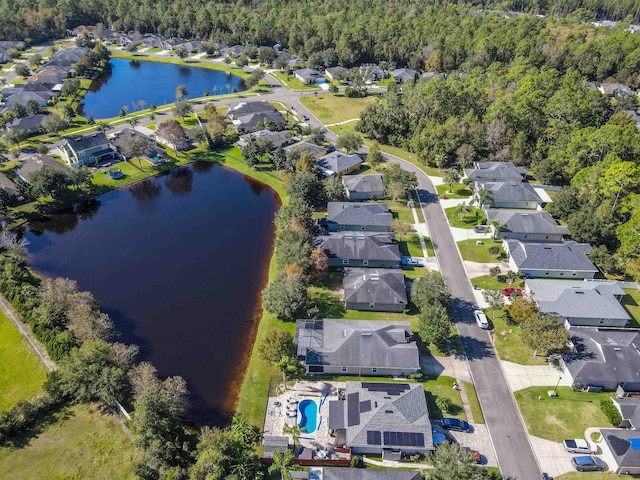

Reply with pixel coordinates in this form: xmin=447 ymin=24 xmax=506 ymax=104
xmin=489 ymin=266 xmax=501 ymax=278
xmin=496 ymin=274 xmax=507 ymax=283
xmin=435 ymin=396 xmax=452 ymax=413
xmin=488 ymin=245 xmax=501 ymax=256
xmin=600 ymin=398 xmax=622 ymax=426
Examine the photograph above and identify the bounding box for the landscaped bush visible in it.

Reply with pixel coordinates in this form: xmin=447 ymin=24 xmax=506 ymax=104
xmin=496 ymin=274 xmax=507 ymax=283
xmin=600 ymin=398 xmax=622 ymax=426
xmin=488 ymin=245 xmax=501 ymax=256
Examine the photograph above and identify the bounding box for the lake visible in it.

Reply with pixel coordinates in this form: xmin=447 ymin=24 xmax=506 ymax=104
xmin=25 ymin=162 xmax=279 ymax=426
xmin=79 ymin=58 xmax=246 ymax=119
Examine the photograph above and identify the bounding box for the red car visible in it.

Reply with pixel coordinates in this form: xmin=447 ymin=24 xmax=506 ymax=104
xmin=501 ymin=287 xmax=523 ymax=297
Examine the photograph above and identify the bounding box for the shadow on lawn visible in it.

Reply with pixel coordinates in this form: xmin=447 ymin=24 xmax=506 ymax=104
xmin=8 ymin=405 xmax=74 ymax=449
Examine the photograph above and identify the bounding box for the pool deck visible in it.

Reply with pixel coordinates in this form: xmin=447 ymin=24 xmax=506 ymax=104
xmin=264 ymin=380 xmax=346 ymax=454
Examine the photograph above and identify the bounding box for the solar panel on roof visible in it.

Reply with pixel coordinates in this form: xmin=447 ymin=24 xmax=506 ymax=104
xmin=361 ymin=382 xmax=410 ymax=395
xmin=359 ymin=400 xmax=371 ymax=413
xmin=383 ymin=431 xmax=425 ymax=447
xmin=367 ymin=431 xmax=381 ymax=445
xmin=347 ymin=392 xmax=360 ymax=426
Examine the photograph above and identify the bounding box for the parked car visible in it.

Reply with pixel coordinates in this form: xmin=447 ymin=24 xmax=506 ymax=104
xmin=563 ymin=439 xmax=597 ymax=454
xmin=462 ymin=447 xmax=482 ymax=464
xmin=473 ymin=225 xmax=486 ymax=233
xmin=441 ymin=418 xmax=471 ymax=432
xmin=402 ymin=257 xmax=423 ymax=267
xmin=571 ymin=456 xmax=604 ymax=472
xmin=302 ymin=115 xmax=309 ymax=121
xmin=501 ymin=287 xmax=523 ymax=297
xmin=474 ymin=309 xmax=489 ymax=329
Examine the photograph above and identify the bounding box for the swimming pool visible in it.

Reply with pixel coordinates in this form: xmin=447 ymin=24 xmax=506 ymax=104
xmin=298 ymin=399 xmax=318 ymax=434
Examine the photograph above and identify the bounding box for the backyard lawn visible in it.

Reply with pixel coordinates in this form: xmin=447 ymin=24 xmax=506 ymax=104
xmin=489 ymin=308 xmax=548 ymax=365
xmin=457 ymin=239 xmax=504 ymax=263
xmin=436 ymin=183 xmax=473 ymax=199
xmin=270 ymin=71 xmax=320 ymax=91
xmin=514 ymin=386 xmax=613 ymax=442
xmin=444 ymin=206 xmax=486 ymax=228
xmin=0 ymin=404 xmax=136 ymax=479
xmin=300 ymin=94 xmax=377 ymax=124
xmin=623 ymin=288 xmax=640 ymax=328
xmin=0 ymin=311 xmax=47 ymax=412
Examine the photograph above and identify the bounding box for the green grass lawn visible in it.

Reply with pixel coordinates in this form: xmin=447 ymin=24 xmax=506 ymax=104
xmin=471 ymin=275 xmax=523 ymax=290
xmin=423 ymin=375 xmax=467 ymax=421
xmin=402 ymin=233 xmax=425 ymax=258
xmin=623 ymin=288 xmax=640 ymax=328
xmin=557 ymin=473 xmax=634 ymax=480
xmin=270 ymin=71 xmax=320 ymax=91
xmin=299 ymin=94 xmax=377 ymax=124
xmin=463 ymin=381 xmax=485 ymax=424
xmin=328 ymin=120 xmax=359 ymax=137
xmin=0 ymin=404 xmax=136 ymax=479
xmin=436 ymin=184 xmax=473 ymax=199
xmin=457 ymin=239 xmax=504 ymax=263
xmin=444 ymin=205 xmax=486 ymax=228
xmin=489 ymin=308 xmax=548 ymax=365
xmin=0 ymin=311 xmax=47 ymax=412
xmin=514 ymin=386 xmax=613 ymax=442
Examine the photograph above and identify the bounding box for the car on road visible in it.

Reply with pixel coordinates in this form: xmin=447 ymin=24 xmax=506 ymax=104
xmin=441 ymin=418 xmax=471 ymax=432
xmin=501 ymin=287 xmax=523 ymax=297
xmin=302 ymin=115 xmax=309 ymax=121
xmin=563 ymin=439 xmax=597 ymax=454
xmin=474 ymin=309 xmax=490 ymax=329
xmin=571 ymin=456 xmax=604 ymax=472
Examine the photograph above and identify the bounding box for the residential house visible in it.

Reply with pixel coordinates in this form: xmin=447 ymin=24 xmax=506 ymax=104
xmin=231 ymin=111 xmax=286 ymax=134
xmin=316 ymin=151 xmax=363 ymax=177
xmin=6 ymin=114 xmax=47 ymax=136
xmin=325 ymin=66 xmax=349 ymax=82
xmin=284 ymin=140 xmax=330 ymax=160
xmin=325 ymin=202 xmax=392 ymax=232
xmin=359 ymin=64 xmax=384 ymax=83
xmin=342 ymin=174 xmax=385 ymax=201
xmin=296 ymin=319 xmax=419 ymax=375
xmin=464 ymin=161 xmax=527 ymax=183
xmin=110 ymin=128 xmax=161 ymax=158
xmin=287 ymin=58 xmax=305 ymax=69
xmin=15 ymin=154 xmax=66 ymax=184
xmin=562 ymin=328 xmax=640 ymax=391
xmin=611 ymin=396 xmax=640 ymax=430
xmin=0 ymin=41 xmax=16 ymax=62
xmin=59 ymin=132 xmax=116 ymax=167
xmin=343 ymin=268 xmax=407 ymax=312
xmin=0 ymin=172 xmax=21 ymax=198
xmin=49 ymin=47 xmax=88 ymax=67
xmin=599 ymin=428 xmax=640 ymax=475
xmin=175 ymin=40 xmax=202 ymax=54
xmin=237 ymin=129 xmax=291 ymax=149
xmin=484 ymin=209 xmax=568 ymax=242
xmin=315 ymin=231 xmax=401 ymax=268
xmin=599 ymin=82 xmax=632 ymax=96
xmin=476 ymin=181 xmax=544 ymax=209
xmin=227 ymin=101 xmax=277 ymax=119
xmin=226 ymin=45 xmax=245 ymax=58
xmin=390 ymin=68 xmax=417 ymax=84
xmin=525 ymin=279 xmax=630 ymax=328
xmin=503 ymin=239 xmax=598 ymax=279
xmin=33 ymin=66 xmax=66 ymax=84
xmin=294 ymin=68 xmax=323 ymax=85
xmin=3 ymin=91 xmax=51 ymax=110
xmin=290 ymin=467 xmax=421 ymax=480
xmin=328 ymin=381 xmax=433 ymax=456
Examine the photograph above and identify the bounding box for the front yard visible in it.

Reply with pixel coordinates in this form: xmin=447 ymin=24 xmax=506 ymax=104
xmin=457 ymin=239 xmax=505 ymax=263
xmin=488 ymin=308 xmax=548 ymax=365
xmin=514 ymin=386 xmax=613 ymax=442
xmin=299 ymin=94 xmax=377 ymax=124
xmin=436 ymin=183 xmax=473 ymax=199
xmin=444 ymin=205 xmax=486 ymax=228
xmin=471 ymin=275 xmax=524 ymax=290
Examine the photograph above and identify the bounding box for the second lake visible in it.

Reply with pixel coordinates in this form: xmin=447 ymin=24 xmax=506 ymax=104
xmin=79 ymin=58 xmax=246 ymax=119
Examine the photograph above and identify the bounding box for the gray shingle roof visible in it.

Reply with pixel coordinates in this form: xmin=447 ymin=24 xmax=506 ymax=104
xmin=316 ymin=152 xmax=362 ymax=175
xmin=480 ymin=181 xmax=543 ymax=203
xmin=232 ymin=111 xmax=285 ymax=130
xmin=329 ymin=381 xmax=432 ymax=451
xmin=613 ymin=397 xmax=640 ymax=429
xmin=343 ymin=268 xmax=407 ymax=307
xmin=327 ymin=202 xmax=392 ymax=228
xmin=564 ymin=328 xmax=640 ymax=388
xmin=505 ymin=240 xmax=597 ymax=273
xmin=485 ymin=209 xmax=569 ymax=236
xmin=526 ymin=279 xmax=630 ymax=322
xmin=342 ymin=174 xmax=385 ymax=195
xmin=16 ymin=154 xmax=66 ymax=182
xmin=237 ymin=129 xmax=289 ymax=147
xmin=0 ymin=172 xmax=19 ymax=197
xmin=464 ymin=161 xmax=526 ymax=182
xmin=227 ymin=101 xmax=276 ymax=118
xmin=316 ymin=231 xmax=401 ymax=262
xmin=322 ymin=467 xmax=421 ymax=480
xmin=295 ymin=319 xmax=418 ymax=370
xmin=601 ymin=428 xmax=640 ymax=468
xmin=64 ymin=132 xmax=110 ymax=153
xmin=8 ymin=114 xmax=47 ymax=131
xmin=283 ymin=140 xmax=327 ymax=158
xmin=391 ymin=68 xmax=417 ymax=83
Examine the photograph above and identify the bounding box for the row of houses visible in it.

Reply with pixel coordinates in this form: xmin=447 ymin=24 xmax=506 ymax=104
xmin=295 ymin=65 xmax=444 ymax=85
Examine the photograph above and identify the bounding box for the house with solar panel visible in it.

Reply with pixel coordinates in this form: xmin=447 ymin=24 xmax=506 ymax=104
xmin=295 ymin=319 xmax=420 ymax=376
xmin=328 ymin=381 xmax=433 ymax=458
xmin=598 ymin=428 xmax=640 ymax=475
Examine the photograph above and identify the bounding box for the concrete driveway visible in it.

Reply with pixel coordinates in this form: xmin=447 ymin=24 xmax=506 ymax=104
xmin=499 ymin=360 xmax=571 ymax=392
xmin=530 ymin=435 xmax=576 ymax=478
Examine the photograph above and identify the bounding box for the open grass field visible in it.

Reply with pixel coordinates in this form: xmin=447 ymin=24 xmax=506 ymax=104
xmin=489 ymin=308 xmax=548 ymax=365
xmin=514 ymin=386 xmax=613 ymax=442
xmin=300 ymin=94 xmax=377 ymax=124
xmin=444 ymin=205 xmax=486 ymax=228
xmin=0 ymin=404 xmax=136 ymax=479
xmin=457 ymin=239 xmax=504 ymax=263
xmin=0 ymin=311 xmax=47 ymax=412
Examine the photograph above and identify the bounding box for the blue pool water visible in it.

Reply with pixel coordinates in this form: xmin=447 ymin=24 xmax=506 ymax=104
xmin=299 ymin=399 xmax=318 ymax=434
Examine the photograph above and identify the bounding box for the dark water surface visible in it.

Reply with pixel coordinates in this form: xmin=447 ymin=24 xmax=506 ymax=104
xmin=79 ymin=58 xmax=245 ymax=119
xmin=26 ymin=162 xmax=279 ymax=426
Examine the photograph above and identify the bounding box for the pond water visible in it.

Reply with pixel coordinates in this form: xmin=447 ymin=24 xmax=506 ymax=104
xmin=25 ymin=162 xmax=279 ymax=426
xmin=79 ymin=58 xmax=245 ymax=119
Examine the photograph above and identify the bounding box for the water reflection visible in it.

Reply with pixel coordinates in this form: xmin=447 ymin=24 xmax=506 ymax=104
xmin=29 ymin=199 xmax=101 ymax=235
xmin=130 ymin=179 xmax=162 ymax=202
xmin=164 ymin=167 xmax=194 ymax=196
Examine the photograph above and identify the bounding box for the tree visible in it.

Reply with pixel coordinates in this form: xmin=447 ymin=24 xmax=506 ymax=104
xmin=393 ymin=219 xmax=412 ymax=237
xmin=29 ymin=53 xmax=42 ymax=66
xmin=275 ymin=197 xmax=315 ymax=234
xmin=411 ymin=272 xmax=451 ymax=311
xmin=443 ymin=168 xmax=460 ymax=193
xmin=245 ymin=68 xmax=266 ymax=89
xmin=258 ymin=47 xmax=277 ymax=66
xmin=25 ymin=98 xmax=41 ymax=115
xmin=156 ymin=120 xmax=187 ymax=156
xmin=262 ymin=272 xmax=309 ymax=321
xmin=488 ymin=219 xmax=507 ymax=240
xmin=119 ymin=132 xmax=152 ymax=168
xmin=268 ymin=449 xmax=294 ymax=480
xmin=367 ymin=142 xmax=384 ymax=169
xmin=309 ymin=127 xmax=326 ymax=145
xmin=508 ymin=296 xmax=539 ymax=324
xmin=38 ymin=114 xmax=67 ymax=138
xmin=387 ymin=181 xmax=406 ymax=201
xmin=60 ymin=77 xmax=81 ymax=98
xmin=454 ymin=202 xmax=472 ymax=222
xmin=286 ymin=171 xmax=326 ymax=208
xmin=11 ymin=103 xmax=27 ymax=119
xmin=172 ymin=99 xmax=193 ymax=119
xmin=63 ymin=105 xmax=75 ymax=123
xmin=520 ymin=314 xmax=568 ymax=356
xmin=310 ymin=246 xmax=329 ymax=278
xmin=435 ymin=395 xmax=452 ymax=413
xmin=429 ymin=442 xmax=489 ymax=480
xmin=324 ymin=175 xmax=346 ymax=201
xmin=276 ymin=355 xmax=302 ymax=390
xmin=14 ymin=63 xmax=29 ymax=78
xmin=259 ymin=328 xmax=295 ymax=364
xmin=384 ymin=163 xmax=418 ymax=191
xmin=482 ymin=289 xmax=505 ymax=320
xmin=417 ymin=302 xmax=450 ymax=350
xmin=471 ymin=186 xmax=494 ymax=207
xmin=29 ymin=168 xmax=69 ymax=198
xmin=4 ymin=128 xmax=27 ymax=150
xmin=175 ymin=47 xmax=187 ymax=59
xmin=598 ymin=160 xmax=640 ymax=213
xmin=275 ymin=222 xmax=312 ymax=271
xmin=336 ymin=131 xmax=363 ymax=154
xmin=175 ymin=84 xmax=188 ymax=100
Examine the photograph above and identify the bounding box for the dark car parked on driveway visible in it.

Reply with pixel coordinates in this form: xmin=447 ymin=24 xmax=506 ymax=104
xmin=571 ymin=456 xmax=604 ymax=472
xmin=441 ymin=418 xmax=471 ymax=432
